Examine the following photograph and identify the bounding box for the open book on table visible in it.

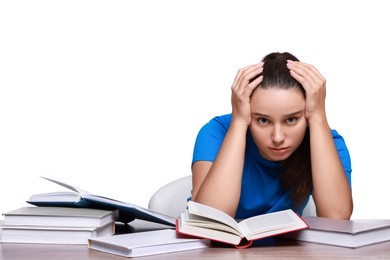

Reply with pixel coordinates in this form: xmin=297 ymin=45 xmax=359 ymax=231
xmin=26 ymin=176 xmax=176 ymax=226
xmin=176 ymin=201 xmax=309 ymax=248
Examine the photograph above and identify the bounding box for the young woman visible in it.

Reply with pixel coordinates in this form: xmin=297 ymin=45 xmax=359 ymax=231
xmin=191 ymin=52 xmax=353 ymax=220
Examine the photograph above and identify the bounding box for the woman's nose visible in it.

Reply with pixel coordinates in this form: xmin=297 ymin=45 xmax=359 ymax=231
xmin=272 ymin=125 xmax=285 ymax=143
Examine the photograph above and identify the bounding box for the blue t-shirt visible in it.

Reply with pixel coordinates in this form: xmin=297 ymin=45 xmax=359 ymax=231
xmin=192 ymin=114 xmax=352 ymax=219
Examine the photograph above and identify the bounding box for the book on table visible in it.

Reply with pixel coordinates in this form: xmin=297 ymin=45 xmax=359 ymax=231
xmin=88 ymin=229 xmax=210 ymax=258
xmin=1 ymin=222 xmax=115 ymax=244
xmin=1 ymin=206 xmax=117 ymax=244
xmin=26 ymin=175 xmax=176 ymax=226
xmin=176 ymin=201 xmax=309 ymax=248
xmin=280 ymin=216 xmax=390 ymax=248
xmin=2 ymin=206 xmax=118 ymax=227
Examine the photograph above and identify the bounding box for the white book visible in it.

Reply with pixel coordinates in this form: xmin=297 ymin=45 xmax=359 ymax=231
xmin=281 ymin=216 xmax=390 ymax=248
xmin=2 ymin=206 xmax=118 ymax=227
xmin=88 ymin=229 xmax=210 ymax=258
xmin=1 ymin=221 xmax=115 ymax=244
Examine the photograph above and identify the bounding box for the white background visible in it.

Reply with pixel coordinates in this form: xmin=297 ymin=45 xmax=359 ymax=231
xmin=1 ymin=0 xmax=389 ymax=219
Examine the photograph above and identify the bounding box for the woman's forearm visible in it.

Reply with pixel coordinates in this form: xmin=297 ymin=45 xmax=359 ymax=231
xmin=192 ymin=121 xmax=248 ymax=217
xmin=309 ymin=116 xmax=353 ymax=219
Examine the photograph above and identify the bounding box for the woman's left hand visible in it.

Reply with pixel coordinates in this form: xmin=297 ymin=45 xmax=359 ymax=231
xmin=287 ymin=60 xmax=327 ymax=122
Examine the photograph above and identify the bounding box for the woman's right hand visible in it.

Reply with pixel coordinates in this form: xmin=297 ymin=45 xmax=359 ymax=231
xmin=192 ymin=63 xmax=263 ymax=216
xmin=231 ymin=63 xmax=264 ymax=126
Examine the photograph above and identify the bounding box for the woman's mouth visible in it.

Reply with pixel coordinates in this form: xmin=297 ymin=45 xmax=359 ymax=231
xmin=270 ymin=147 xmax=289 ymax=154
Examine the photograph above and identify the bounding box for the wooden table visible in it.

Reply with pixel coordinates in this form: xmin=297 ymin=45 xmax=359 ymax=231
xmin=1 ymin=220 xmax=390 ymax=259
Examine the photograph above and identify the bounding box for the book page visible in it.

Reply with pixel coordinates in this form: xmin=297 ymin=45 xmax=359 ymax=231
xmin=187 ymin=201 xmax=240 ymax=233
xmin=238 ymin=209 xmax=301 ymax=237
xmin=28 ymin=191 xmax=81 ymax=202
xmin=184 ymin=210 xmax=242 ymax=236
xmin=40 ymin=175 xmax=92 ymax=195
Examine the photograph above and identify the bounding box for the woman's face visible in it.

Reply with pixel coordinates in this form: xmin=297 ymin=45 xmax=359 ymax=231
xmin=250 ymin=87 xmax=307 ymax=162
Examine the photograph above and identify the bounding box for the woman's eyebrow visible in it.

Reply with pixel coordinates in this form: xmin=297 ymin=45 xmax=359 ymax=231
xmin=285 ymin=110 xmax=304 ymax=117
xmin=252 ymin=112 xmax=269 ymax=117
xmin=252 ymin=110 xmax=304 ymax=118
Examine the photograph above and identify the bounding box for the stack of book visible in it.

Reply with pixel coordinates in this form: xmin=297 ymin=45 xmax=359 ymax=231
xmin=0 ymin=206 xmax=118 ymax=244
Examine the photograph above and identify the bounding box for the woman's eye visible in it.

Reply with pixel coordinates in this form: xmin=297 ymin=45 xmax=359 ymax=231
xmin=258 ymin=118 xmax=269 ymax=124
xmin=286 ymin=117 xmax=297 ymax=124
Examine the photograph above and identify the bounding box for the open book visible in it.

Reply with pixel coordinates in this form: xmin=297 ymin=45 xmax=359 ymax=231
xmin=26 ymin=176 xmax=176 ymax=226
xmin=176 ymin=201 xmax=309 ymax=248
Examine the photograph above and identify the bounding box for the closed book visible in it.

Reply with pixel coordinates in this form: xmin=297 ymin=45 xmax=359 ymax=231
xmin=2 ymin=206 xmax=118 ymax=227
xmin=88 ymin=229 xmax=210 ymax=258
xmin=280 ymin=216 xmax=390 ymax=248
xmin=1 ymin=221 xmax=115 ymax=244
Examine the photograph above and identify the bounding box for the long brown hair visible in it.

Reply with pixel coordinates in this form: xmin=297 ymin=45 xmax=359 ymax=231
xmin=259 ymin=52 xmax=312 ymax=206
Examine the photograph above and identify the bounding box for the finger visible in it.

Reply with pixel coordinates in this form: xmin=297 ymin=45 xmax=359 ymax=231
xmin=287 ymin=61 xmax=324 ymax=89
xmin=231 ymin=65 xmax=253 ymax=91
xmin=297 ymin=62 xmax=325 ymax=87
xmin=288 ymin=61 xmax=325 ymax=85
xmin=232 ymin=63 xmax=263 ymax=89
xmin=234 ymin=63 xmax=263 ymax=95
xmin=245 ymin=75 xmax=263 ymax=96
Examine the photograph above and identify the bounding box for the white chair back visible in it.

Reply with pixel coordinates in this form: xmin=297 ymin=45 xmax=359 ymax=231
xmin=148 ymin=175 xmax=316 ymax=218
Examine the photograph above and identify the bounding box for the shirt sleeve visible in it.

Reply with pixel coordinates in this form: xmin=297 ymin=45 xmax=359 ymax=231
xmin=331 ymin=129 xmax=352 ymax=188
xmin=192 ymin=115 xmax=230 ymax=165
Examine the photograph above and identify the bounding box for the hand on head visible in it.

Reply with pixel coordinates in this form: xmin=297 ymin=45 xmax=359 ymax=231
xmin=230 ymin=62 xmax=263 ymax=127
xmin=230 ymin=55 xmax=327 ymax=126
xmin=287 ymin=60 xmax=327 ymax=121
